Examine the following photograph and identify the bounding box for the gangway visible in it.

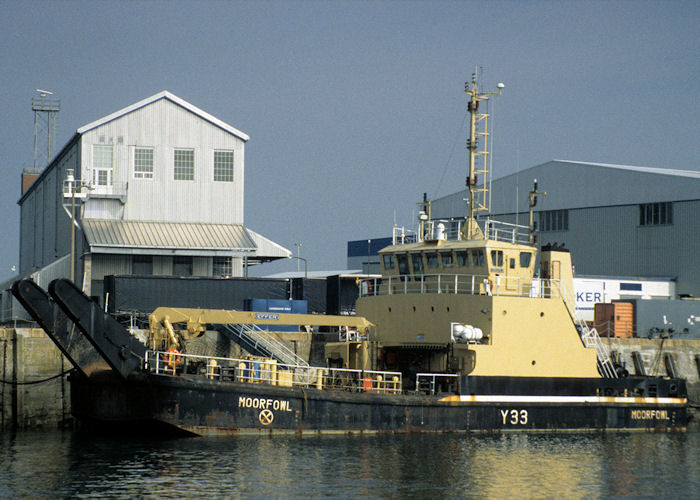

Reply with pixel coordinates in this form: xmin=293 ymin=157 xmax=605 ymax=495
xmin=217 ymin=323 xmax=309 ymax=367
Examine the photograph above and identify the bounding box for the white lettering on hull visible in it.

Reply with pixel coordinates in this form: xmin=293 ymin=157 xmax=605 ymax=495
xmin=630 ymin=409 xmax=669 ymax=420
xmin=238 ymin=396 xmax=293 ymax=412
xmin=501 ymin=409 xmax=528 ymax=425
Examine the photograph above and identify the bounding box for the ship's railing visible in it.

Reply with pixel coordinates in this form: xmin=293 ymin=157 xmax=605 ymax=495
xmin=558 ymin=281 xmax=618 ymax=378
xmin=359 ymin=273 xmax=564 ymax=299
xmin=145 ymin=350 xmax=402 ymax=394
xmin=392 ymin=225 xmax=418 ymax=245
xmin=484 ymin=219 xmax=530 ymax=244
xmin=415 ymin=373 xmax=459 ymax=395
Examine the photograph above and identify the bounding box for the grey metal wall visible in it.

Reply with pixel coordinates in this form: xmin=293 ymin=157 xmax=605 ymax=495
xmin=19 ymin=138 xmax=80 ymax=274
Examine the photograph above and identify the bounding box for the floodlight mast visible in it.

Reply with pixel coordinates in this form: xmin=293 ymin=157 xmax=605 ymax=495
xmin=463 ymin=74 xmax=503 ymax=239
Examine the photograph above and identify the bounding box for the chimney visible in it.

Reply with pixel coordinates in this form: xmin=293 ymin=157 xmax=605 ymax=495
xmin=21 ymin=169 xmax=40 ymax=195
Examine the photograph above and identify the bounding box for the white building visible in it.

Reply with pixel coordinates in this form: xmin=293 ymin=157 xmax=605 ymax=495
xmin=14 ymin=91 xmax=290 ymax=303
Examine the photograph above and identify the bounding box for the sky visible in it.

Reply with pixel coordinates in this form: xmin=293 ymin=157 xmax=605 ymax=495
xmin=0 ymin=0 xmax=698 ymax=282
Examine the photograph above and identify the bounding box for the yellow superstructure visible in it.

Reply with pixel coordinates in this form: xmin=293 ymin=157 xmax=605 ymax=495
xmin=352 ymin=73 xmax=612 ymax=380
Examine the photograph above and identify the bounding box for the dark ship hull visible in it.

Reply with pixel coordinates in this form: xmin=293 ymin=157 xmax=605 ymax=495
xmin=70 ymin=370 xmax=688 ymax=436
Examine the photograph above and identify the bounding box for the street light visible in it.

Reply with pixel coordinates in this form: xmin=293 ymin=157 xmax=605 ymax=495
xmin=288 ymin=255 xmax=308 ymax=279
xmin=66 ymin=169 xmax=76 ymax=282
xmin=63 ymin=168 xmax=87 ymax=283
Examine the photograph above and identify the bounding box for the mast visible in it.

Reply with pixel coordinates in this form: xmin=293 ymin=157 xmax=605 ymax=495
xmin=464 ymin=73 xmax=503 ymax=239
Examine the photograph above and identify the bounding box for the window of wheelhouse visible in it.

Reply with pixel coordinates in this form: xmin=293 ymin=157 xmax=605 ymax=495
xmin=519 ymin=252 xmax=532 ymax=268
xmin=490 ymin=250 xmax=504 ymax=267
xmin=411 ymin=253 xmax=424 ymax=275
xmin=456 ymin=251 xmax=469 ymax=267
xmin=396 ymin=254 xmax=409 ymax=276
xmin=382 ymin=254 xmax=395 ymax=272
xmin=472 ymin=249 xmax=485 ymax=267
xmin=441 ymin=252 xmax=453 ymax=268
xmin=426 ymin=252 xmax=439 ymax=269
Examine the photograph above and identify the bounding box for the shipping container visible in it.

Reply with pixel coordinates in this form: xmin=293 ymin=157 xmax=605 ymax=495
xmin=594 ymin=302 xmax=634 ymax=338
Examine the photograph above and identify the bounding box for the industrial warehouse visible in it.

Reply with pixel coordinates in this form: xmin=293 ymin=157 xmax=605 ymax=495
xmin=1 ymin=91 xmax=293 ymax=321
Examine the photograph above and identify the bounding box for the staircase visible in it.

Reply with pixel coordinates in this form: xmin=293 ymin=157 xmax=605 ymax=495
xmin=558 ymin=281 xmax=618 ymax=378
xmin=217 ymin=323 xmax=309 ymax=368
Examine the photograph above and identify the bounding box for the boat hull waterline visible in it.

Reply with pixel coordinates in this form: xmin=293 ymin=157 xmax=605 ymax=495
xmin=71 ymin=372 xmax=688 ymax=436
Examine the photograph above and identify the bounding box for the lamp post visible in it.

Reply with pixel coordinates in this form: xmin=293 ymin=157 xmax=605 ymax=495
xmin=293 ymin=242 xmax=302 ymax=272
xmin=64 ymin=168 xmax=87 ymax=283
xmin=288 ymin=255 xmax=308 ymax=279
xmin=66 ymin=169 xmax=76 ymax=282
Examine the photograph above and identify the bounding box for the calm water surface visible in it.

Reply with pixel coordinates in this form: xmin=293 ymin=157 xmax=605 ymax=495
xmin=1 ymin=429 xmax=699 ymax=498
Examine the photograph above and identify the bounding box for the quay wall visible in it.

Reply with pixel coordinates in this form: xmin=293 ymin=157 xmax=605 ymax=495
xmin=0 ymin=328 xmax=72 ymax=430
xmin=601 ymin=338 xmax=700 ymax=408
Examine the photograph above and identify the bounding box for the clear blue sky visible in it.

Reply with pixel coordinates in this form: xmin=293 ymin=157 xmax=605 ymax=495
xmin=1 ymin=0 xmax=698 ymax=281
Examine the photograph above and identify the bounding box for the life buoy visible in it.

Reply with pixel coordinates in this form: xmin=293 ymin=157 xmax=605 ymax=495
xmin=163 ymin=348 xmax=181 ymax=369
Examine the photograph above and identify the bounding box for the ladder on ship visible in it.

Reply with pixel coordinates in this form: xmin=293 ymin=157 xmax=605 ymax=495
xmin=559 ymin=283 xmax=618 ymax=378
xmin=217 ymin=323 xmax=309 ymax=368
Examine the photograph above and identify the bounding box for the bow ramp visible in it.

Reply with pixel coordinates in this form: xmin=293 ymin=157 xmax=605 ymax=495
xmin=12 ymin=279 xmax=112 ymax=377
xmin=47 ymin=278 xmax=146 ymax=379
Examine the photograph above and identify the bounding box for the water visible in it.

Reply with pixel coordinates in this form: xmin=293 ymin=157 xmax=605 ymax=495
xmin=1 ymin=429 xmax=699 ymax=499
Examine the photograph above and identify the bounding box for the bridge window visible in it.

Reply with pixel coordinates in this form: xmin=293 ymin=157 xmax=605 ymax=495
xmin=520 ymin=252 xmax=532 ymax=268
xmin=397 ymin=254 xmax=409 ymax=275
xmin=490 ymin=250 xmax=503 ymax=267
xmin=426 ymin=253 xmax=439 ymax=268
xmin=441 ymin=252 xmax=453 ymax=267
xmin=456 ymin=251 xmax=469 ymax=267
xmin=472 ymin=249 xmax=485 ymax=267
xmin=411 ymin=253 xmax=424 ymax=274
xmin=383 ymin=255 xmax=395 ymax=270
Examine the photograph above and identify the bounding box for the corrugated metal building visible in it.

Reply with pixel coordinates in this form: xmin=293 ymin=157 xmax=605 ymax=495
xmin=429 ymin=160 xmax=700 ymax=297
xmin=11 ymin=91 xmax=290 ymax=304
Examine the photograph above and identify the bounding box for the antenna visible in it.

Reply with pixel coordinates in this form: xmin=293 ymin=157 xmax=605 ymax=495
xmin=32 ymin=89 xmax=60 ymax=171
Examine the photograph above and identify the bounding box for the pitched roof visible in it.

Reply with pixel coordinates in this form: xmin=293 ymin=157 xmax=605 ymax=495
xmin=76 ymin=90 xmax=249 ymax=141
xmin=552 ymin=160 xmax=700 ymax=179
xmin=82 ymin=219 xmax=256 ymax=255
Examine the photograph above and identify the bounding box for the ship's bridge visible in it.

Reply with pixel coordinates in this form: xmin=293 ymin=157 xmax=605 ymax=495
xmin=363 ymin=218 xmax=542 ymax=298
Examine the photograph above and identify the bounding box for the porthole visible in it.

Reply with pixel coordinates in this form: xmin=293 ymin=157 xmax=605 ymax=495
xmin=431 ymin=306 xmax=435 ymax=312
xmin=388 ymin=307 xmax=392 ymax=312
xmin=532 ymin=360 xmax=536 ymax=365
xmin=540 ymin=312 xmax=545 ymax=317
xmin=412 ymin=306 xmax=416 ymax=312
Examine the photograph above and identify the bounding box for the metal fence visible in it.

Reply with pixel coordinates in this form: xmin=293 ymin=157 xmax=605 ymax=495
xmin=359 ymin=273 xmax=563 ymax=299
xmin=145 ymin=350 xmax=402 ymax=394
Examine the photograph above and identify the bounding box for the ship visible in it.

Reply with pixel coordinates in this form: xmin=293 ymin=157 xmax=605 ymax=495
xmin=12 ymin=74 xmax=689 ymax=435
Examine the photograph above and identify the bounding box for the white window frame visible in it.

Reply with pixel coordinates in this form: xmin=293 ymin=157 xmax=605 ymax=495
xmin=174 ymin=148 xmax=194 ymax=181
xmin=92 ymin=144 xmax=113 ymax=187
xmin=213 ymin=150 xmax=234 ymax=182
xmin=134 ymin=147 xmax=154 ymax=179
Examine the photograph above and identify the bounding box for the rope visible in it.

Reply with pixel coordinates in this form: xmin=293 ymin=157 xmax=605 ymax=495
xmin=0 ymin=369 xmax=72 ymax=386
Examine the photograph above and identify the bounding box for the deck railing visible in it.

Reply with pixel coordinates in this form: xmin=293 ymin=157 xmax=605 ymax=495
xmin=359 ymin=273 xmax=563 ymax=300
xmin=415 ymin=373 xmax=459 ymax=395
xmin=145 ymin=350 xmax=402 ymax=394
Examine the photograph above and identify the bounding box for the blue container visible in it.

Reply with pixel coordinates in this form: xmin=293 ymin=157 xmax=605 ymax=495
xmin=244 ymin=298 xmax=308 ymax=331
